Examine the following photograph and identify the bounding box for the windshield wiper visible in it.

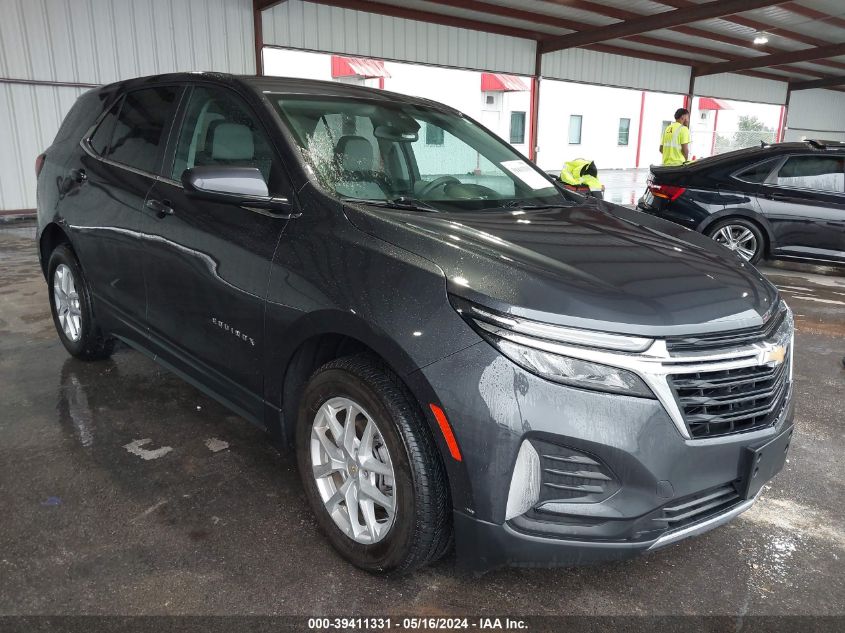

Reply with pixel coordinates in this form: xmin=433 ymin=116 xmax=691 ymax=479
xmin=342 ymin=197 xmax=438 ymax=212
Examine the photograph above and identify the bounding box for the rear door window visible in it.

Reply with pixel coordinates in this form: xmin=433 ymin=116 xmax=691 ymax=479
xmin=101 ymin=86 xmax=181 ymax=174
xmin=775 ymin=155 xmax=845 ymax=192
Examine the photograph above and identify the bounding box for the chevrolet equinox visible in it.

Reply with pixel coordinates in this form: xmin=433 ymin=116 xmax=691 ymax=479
xmin=36 ymin=73 xmax=795 ymax=573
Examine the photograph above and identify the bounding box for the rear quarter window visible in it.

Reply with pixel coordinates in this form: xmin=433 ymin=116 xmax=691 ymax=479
xmin=734 ymin=158 xmax=779 ymax=184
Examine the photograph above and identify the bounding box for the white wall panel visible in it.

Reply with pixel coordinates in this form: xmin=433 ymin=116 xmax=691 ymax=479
xmin=0 ymin=0 xmax=255 ymax=210
xmin=262 ymin=0 xmax=536 ymax=76
xmin=0 ymin=0 xmax=255 ymax=84
xmin=541 ymin=48 xmax=690 ymax=94
xmin=0 ymin=82 xmax=89 ymax=211
xmin=784 ymin=129 xmax=845 ymax=142
xmin=694 ymin=73 xmax=787 ymax=105
xmin=787 ymin=89 xmax=845 ymax=135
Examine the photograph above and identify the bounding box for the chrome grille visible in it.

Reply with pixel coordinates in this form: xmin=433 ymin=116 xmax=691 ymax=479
xmin=669 ymin=354 xmax=790 ymax=438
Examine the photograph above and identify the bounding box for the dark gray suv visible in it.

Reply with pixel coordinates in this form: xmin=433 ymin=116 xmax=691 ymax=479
xmin=36 ymin=72 xmax=794 ymax=573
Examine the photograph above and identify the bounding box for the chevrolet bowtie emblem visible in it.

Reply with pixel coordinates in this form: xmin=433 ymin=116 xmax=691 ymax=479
xmin=763 ymin=345 xmax=786 ymax=365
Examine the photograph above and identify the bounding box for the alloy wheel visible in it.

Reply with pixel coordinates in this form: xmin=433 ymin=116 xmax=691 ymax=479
xmin=309 ymin=397 xmax=397 ymax=544
xmin=713 ymin=224 xmax=758 ymax=261
xmin=53 ymin=264 xmax=82 ymax=342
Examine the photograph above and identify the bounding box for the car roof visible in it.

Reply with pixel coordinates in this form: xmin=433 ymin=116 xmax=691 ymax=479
xmin=93 ymin=71 xmax=461 ymax=115
xmin=669 ymin=140 xmax=845 ymax=173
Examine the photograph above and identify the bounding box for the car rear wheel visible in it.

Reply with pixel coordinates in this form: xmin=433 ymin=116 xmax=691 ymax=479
xmin=707 ymin=218 xmax=765 ymax=264
xmin=47 ymin=244 xmax=115 ymax=360
xmin=296 ymin=354 xmax=452 ymax=573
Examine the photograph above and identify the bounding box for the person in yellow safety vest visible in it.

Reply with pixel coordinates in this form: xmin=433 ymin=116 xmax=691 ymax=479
xmin=559 ymin=158 xmax=603 ymax=197
xmin=660 ymin=108 xmax=691 ymax=166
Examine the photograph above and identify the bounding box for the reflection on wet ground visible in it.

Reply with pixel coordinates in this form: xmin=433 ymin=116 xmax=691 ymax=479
xmin=1 ymin=221 xmax=843 ymax=616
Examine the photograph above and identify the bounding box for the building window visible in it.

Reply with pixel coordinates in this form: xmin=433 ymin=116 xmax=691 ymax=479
xmin=486 ymin=95 xmax=495 ymax=105
xmin=510 ymin=111 xmax=526 ymax=144
xmin=618 ymin=118 xmax=631 ymax=145
xmin=425 ymin=123 xmax=444 ymax=146
xmin=569 ymin=114 xmax=582 ymax=144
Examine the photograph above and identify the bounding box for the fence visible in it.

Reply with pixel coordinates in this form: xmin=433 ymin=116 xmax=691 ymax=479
xmin=692 ymin=130 xmax=779 ymax=160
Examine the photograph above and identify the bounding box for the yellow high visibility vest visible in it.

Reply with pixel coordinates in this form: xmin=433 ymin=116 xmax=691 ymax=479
xmin=559 ymin=159 xmax=602 ymax=191
xmin=661 ymin=122 xmax=690 ymax=166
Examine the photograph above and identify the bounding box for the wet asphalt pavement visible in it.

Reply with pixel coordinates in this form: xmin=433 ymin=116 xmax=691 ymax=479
xmin=1 ymin=221 xmax=843 ymax=618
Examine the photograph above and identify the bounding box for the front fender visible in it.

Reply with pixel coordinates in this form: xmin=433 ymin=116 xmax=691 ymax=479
xmin=263 ymin=307 xmax=478 ymax=516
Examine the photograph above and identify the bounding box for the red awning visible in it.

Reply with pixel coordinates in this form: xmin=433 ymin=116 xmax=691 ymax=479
xmin=698 ymin=97 xmax=731 ymax=110
xmin=331 ymin=56 xmax=391 ymax=79
xmin=480 ymin=73 xmax=529 ymax=92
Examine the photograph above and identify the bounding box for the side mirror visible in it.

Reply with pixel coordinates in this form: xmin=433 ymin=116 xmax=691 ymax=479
xmin=181 ymin=166 xmax=293 ymax=214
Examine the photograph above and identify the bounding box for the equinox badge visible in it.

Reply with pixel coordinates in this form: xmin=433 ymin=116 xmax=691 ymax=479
xmin=211 ymin=317 xmax=255 ymax=347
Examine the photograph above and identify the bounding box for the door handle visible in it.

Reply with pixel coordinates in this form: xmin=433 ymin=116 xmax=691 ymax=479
xmin=69 ymin=168 xmax=87 ymax=184
xmin=145 ymin=198 xmax=174 ymax=217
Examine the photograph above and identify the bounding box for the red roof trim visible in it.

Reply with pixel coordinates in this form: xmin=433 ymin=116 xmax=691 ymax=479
xmin=481 ymin=73 xmax=529 ymax=92
xmin=331 ymin=56 xmax=391 ymax=79
xmin=698 ymin=97 xmax=732 ymax=110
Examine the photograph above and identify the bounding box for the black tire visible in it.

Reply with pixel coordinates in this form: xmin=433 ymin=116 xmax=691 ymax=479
xmin=296 ymin=354 xmax=452 ymax=573
xmin=47 ymin=244 xmax=115 ymax=361
xmin=706 ymin=217 xmax=765 ymax=264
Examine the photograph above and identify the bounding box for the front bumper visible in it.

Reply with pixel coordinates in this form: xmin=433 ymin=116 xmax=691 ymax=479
xmin=454 ymin=490 xmax=761 ymax=571
xmin=419 ymin=341 xmax=794 ymax=571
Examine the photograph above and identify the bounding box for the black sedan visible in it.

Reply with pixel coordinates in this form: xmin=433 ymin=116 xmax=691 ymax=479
xmin=638 ymin=140 xmax=845 ymax=264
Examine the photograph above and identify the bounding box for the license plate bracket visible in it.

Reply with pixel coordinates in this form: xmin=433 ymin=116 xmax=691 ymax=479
xmin=740 ymin=425 xmax=794 ymax=500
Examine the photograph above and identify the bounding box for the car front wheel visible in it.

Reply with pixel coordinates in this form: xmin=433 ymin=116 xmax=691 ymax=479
xmin=296 ymin=354 xmax=452 ymax=573
xmin=707 ymin=218 xmax=765 ymax=264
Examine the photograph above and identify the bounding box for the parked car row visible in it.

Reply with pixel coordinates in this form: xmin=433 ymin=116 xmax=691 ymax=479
xmin=38 ymin=73 xmax=794 ymax=573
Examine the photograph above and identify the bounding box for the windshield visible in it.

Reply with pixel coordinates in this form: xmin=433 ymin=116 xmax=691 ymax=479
xmin=271 ymin=94 xmax=570 ymax=212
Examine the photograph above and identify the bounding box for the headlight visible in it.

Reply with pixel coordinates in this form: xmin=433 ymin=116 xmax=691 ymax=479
xmin=495 ymin=339 xmax=654 ymax=397
xmin=454 ymin=297 xmax=655 ymax=398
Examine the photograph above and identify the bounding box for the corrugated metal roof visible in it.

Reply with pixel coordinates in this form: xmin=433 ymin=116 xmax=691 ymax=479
xmin=262 ymin=0 xmax=538 ymax=75
xmin=695 ymin=72 xmax=788 ymax=105
xmin=285 ymin=0 xmax=845 ymax=90
xmin=542 ymin=47 xmax=691 ymax=94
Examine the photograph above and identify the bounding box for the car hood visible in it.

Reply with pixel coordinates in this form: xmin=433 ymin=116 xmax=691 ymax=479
xmin=343 ymin=198 xmax=780 ymax=336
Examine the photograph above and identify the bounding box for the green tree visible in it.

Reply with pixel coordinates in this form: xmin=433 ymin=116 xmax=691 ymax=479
xmin=737 ymin=115 xmax=772 ymax=133
xmin=732 ymin=115 xmax=775 ymax=150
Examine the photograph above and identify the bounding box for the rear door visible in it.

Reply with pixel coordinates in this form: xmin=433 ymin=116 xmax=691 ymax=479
xmin=756 ymin=154 xmax=845 ymax=262
xmin=62 ymin=85 xmax=183 ymax=335
xmin=139 ymin=84 xmax=292 ymax=422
